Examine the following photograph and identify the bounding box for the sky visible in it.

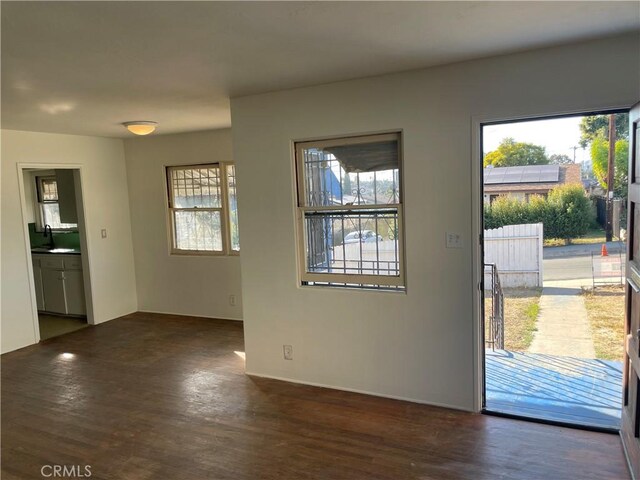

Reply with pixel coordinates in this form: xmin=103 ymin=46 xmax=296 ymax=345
xmin=482 ymin=115 xmax=590 ymax=164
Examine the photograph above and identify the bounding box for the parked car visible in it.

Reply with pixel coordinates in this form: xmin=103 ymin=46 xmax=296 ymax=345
xmin=343 ymin=230 xmax=383 ymax=244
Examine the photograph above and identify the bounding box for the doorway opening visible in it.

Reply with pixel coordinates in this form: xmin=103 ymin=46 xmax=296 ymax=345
xmin=19 ymin=166 xmax=94 ymax=341
xmin=480 ymin=111 xmax=629 ymax=430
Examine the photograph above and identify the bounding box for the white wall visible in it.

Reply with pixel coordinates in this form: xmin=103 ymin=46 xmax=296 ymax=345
xmin=22 ymin=169 xmax=44 ymax=223
xmin=1 ymin=130 xmax=138 ymax=353
xmin=231 ymin=34 xmax=640 ymax=410
xmin=123 ymin=129 xmax=243 ymax=320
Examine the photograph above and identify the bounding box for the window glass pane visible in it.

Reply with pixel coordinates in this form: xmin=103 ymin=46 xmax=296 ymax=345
xmin=171 ymin=167 xmax=221 ymax=208
xmin=303 ymin=211 xmax=399 ymax=277
xmin=226 ymin=165 xmax=240 ymax=251
xmin=42 ymin=203 xmax=77 ymax=230
xmin=173 ymin=210 xmax=222 ymax=251
xmin=301 ymin=137 xmax=399 ymax=207
xmin=40 ymin=178 xmax=59 ymax=201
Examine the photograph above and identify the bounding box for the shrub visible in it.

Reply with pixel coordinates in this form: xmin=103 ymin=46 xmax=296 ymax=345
xmin=484 ymin=185 xmax=594 ymax=242
xmin=484 ymin=195 xmax=541 ymax=229
xmin=547 ymin=184 xmax=592 ymax=240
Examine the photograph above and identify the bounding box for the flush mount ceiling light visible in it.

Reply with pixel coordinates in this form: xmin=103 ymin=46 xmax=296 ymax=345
xmin=123 ymin=121 xmax=157 ymax=136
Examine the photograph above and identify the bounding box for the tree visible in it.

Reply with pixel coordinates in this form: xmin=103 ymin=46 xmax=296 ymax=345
xmin=590 ymin=137 xmax=629 ymax=198
xmin=342 ymin=173 xmax=352 ymax=196
xmin=548 ymin=153 xmax=573 ymax=165
xmin=484 ymin=137 xmax=549 ymax=167
xmin=579 ymin=113 xmax=629 ymax=147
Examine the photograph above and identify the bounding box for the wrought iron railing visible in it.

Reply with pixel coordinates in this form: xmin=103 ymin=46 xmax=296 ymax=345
xmin=328 ymin=259 xmax=399 ymax=276
xmin=484 ymin=263 xmax=504 ymax=350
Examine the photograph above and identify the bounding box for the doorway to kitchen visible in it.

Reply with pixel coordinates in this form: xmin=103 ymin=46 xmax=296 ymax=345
xmin=480 ymin=111 xmax=628 ymax=430
xmin=19 ymin=166 xmax=94 ymax=341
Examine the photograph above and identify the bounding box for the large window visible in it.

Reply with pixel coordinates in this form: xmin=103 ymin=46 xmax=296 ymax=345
xmin=36 ymin=176 xmax=77 ymax=230
xmin=166 ymin=163 xmax=239 ymax=255
xmin=295 ymin=133 xmax=404 ymax=289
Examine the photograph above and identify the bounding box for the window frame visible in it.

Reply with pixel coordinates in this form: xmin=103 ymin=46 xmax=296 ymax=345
xmin=35 ymin=175 xmax=78 ymax=232
xmin=165 ymin=162 xmax=239 ymax=256
xmin=294 ymin=132 xmax=405 ymax=288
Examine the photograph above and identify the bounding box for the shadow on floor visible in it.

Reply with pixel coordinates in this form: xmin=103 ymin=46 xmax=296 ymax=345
xmin=485 ymin=349 xmax=622 ymax=429
xmin=38 ymin=314 xmax=88 ymax=341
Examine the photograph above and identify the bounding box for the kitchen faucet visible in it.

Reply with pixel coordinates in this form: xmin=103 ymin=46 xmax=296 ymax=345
xmin=43 ymin=224 xmax=55 ymax=249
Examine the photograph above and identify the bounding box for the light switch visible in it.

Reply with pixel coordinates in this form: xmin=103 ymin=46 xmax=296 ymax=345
xmin=101 ymin=229 xmax=107 ymax=239
xmin=446 ymin=232 xmax=462 ymax=249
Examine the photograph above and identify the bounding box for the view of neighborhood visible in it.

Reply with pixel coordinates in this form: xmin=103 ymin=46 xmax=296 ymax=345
xmin=299 ymin=137 xmax=403 ymax=283
xmin=482 ymin=112 xmax=627 ymax=429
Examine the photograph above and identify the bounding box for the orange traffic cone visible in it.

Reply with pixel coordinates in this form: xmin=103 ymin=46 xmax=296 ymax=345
xmin=601 ymin=244 xmax=608 ymax=256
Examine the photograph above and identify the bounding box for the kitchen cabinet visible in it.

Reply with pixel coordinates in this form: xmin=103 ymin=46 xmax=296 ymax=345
xmin=32 ymin=259 xmax=45 ymax=311
xmin=32 ymin=254 xmax=86 ymax=316
xmin=63 ymin=270 xmax=86 ymax=315
xmin=41 ymin=267 xmax=67 ymax=313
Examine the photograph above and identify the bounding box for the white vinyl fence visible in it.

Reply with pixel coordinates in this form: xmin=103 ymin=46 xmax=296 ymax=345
xmin=484 ymin=223 xmax=543 ymax=288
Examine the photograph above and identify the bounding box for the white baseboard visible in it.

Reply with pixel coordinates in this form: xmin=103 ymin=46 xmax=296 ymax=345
xmin=245 ymin=370 xmax=473 ymax=413
xmin=137 ymin=309 xmax=243 ymax=322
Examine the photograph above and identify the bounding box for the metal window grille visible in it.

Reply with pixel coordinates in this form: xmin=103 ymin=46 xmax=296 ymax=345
xmin=167 ymin=163 xmax=239 ymax=255
xmin=226 ymin=165 xmax=240 ymax=252
xmin=295 ymin=133 xmax=405 ymax=289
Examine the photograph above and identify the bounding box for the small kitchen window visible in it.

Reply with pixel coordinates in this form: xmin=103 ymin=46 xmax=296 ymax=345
xmin=36 ymin=176 xmax=78 ymax=231
xmin=166 ymin=163 xmax=239 ymax=255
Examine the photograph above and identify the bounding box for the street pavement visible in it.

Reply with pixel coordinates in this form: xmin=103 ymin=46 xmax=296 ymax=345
xmin=543 ymin=241 xmax=626 ymax=283
xmin=543 ymin=240 xmax=625 ymax=259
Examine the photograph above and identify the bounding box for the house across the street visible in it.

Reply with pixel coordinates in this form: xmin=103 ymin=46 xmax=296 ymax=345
xmin=483 ymin=163 xmax=582 ymax=204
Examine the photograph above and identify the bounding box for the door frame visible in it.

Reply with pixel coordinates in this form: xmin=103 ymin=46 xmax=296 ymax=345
xmin=621 ymin=102 xmax=640 ymax=479
xmin=16 ymin=163 xmax=96 ymax=343
xmin=471 ymin=105 xmax=633 ymax=414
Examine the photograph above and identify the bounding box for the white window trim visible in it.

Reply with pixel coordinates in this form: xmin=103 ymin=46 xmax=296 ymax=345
xmin=166 ymin=163 xmax=239 ymax=256
xmin=294 ymin=132 xmax=405 ymax=287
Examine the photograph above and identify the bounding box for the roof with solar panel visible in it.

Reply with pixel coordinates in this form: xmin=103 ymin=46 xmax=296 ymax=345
xmin=484 ymin=165 xmax=560 ymax=185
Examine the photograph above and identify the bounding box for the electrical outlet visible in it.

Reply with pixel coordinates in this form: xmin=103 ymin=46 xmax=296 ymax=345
xmin=283 ymin=345 xmax=293 ymax=360
xmin=446 ymin=232 xmax=462 ymax=249
xmin=229 ymin=294 xmax=236 ymax=306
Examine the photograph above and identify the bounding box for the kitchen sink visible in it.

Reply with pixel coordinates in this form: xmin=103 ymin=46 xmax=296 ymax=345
xmin=31 ymin=247 xmax=79 ymax=254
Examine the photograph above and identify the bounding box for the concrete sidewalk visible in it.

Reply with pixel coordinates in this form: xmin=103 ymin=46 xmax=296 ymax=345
xmin=528 ymin=279 xmax=595 ymax=358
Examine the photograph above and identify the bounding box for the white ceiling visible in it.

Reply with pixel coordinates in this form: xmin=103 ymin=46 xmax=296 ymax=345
xmin=2 ymin=1 xmax=639 ymax=138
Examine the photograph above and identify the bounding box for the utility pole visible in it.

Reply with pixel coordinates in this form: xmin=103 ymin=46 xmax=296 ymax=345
xmin=605 ymin=114 xmax=616 ymax=242
xmin=571 ymin=146 xmax=579 ymax=163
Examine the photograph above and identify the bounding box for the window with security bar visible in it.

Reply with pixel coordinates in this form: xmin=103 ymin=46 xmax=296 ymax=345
xmin=295 ymin=132 xmax=405 ymax=289
xmin=166 ymin=164 xmax=239 ymax=255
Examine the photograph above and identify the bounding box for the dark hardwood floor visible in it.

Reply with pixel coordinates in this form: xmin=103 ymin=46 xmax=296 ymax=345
xmin=1 ymin=312 xmax=631 ymax=479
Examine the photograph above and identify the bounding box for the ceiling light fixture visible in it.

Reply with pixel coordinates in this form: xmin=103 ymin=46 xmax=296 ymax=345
xmin=123 ymin=121 xmax=157 ymax=136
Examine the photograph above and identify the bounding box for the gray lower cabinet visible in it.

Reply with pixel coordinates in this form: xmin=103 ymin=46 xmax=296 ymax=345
xmin=63 ymin=270 xmax=86 ymax=315
xmin=32 ymin=259 xmax=45 ymax=311
xmin=41 ymin=268 xmax=67 ymax=313
xmin=32 ymin=254 xmax=86 ymax=316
